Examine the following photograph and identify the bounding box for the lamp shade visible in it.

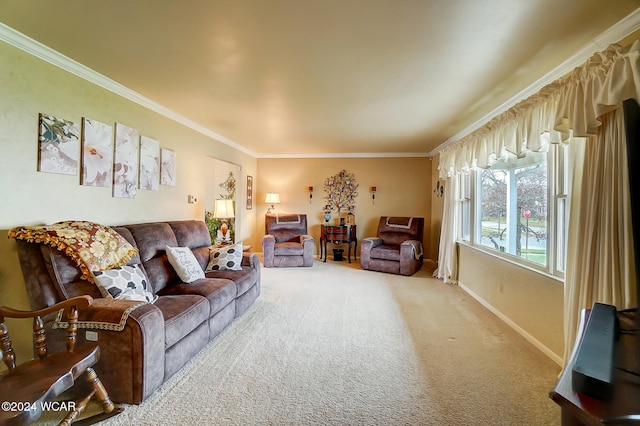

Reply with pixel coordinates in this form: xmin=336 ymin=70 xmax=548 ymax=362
xmin=265 ymin=193 xmax=280 ymax=204
xmin=213 ymin=199 xmax=235 ymax=219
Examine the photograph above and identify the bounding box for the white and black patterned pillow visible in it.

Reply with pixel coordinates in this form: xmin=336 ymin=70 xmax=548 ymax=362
xmin=92 ymin=264 xmax=157 ymax=303
xmin=166 ymin=246 xmax=205 ymax=283
xmin=207 ymin=241 xmax=243 ymax=271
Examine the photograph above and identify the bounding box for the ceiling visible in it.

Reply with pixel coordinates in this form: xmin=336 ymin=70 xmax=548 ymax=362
xmin=1 ymin=1 xmax=639 ymax=157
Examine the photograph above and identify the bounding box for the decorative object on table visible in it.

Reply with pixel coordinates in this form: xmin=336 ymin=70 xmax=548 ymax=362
xmin=205 ymin=172 xmax=236 ymax=242
xmin=160 ymin=148 xmax=176 ymax=186
xmin=81 ymin=117 xmax=113 ymax=187
xmin=212 ymin=199 xmax=235 ymax=244
xmin=38 ymin=113 xmax=80 ymax=176
xmin=324 ymin=205 xmax=332 ymax=223
xmin=265 ymin=192 xmax=280 ymax=213
xmin=139 ymin=135 xmax=160 ymax=190
xmin=246 ymin=175 xmax=253 ymax=210
xmin=308 ymin=186 xmax=314 ymax=203
xmin=113 ymin=123 xmax=139 ymax=198
xmin=324 ymin=169 xmax=358 ymax=220
xmin=345 ymin=212 xmax=355 ymax=225
xmin=371 ymin=186 xmax=377 ymax=203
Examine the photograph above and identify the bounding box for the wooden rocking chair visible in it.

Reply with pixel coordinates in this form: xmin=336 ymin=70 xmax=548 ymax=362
xmin=0 ymin=295 xmax=123 ymax=425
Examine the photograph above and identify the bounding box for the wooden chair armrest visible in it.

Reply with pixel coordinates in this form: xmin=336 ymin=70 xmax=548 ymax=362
xmin=0 ymin=296 xmax=93 ymax=319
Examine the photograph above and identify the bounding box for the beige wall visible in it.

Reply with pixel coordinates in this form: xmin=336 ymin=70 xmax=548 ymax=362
xmin=457 ymin=239 xmax=564 ymax=363
xmin=0 ymin=40 xmax=258 ymax=359
xmin=256 ymin=157 xmax=433 ymax=259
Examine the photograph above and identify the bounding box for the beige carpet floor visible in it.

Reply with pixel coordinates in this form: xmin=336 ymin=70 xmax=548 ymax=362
xmin=39 ymin=259 xmax=561 ymax=425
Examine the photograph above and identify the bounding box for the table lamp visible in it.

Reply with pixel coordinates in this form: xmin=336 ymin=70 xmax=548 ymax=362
xmin=213 ymin=199 xmax=235 ymax=243
xmin=265 ymin=192 xmax=280 ymax=213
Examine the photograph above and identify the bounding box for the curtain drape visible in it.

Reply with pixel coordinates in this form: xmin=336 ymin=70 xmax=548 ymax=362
xmin=436 ymin=173 xmax=459 ymax=284
xmin=437 ymin=39 xmax=640 ymax=365
xmin=563 ymin=109 xmax=636 ymax=362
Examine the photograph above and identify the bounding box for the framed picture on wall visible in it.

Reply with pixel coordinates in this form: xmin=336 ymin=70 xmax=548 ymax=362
xmin=38 ymin=113 xmax=80 ymax=176
xmin=246 ymin=175 xmax=253 ymax=210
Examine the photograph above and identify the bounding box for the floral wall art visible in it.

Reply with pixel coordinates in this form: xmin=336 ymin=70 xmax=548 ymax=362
xmin=160 ymin=148 xmax=176 ymax=186
xmin=38 ymin=113 xmax=80 ymax=175
xmin=113 ymin=123 xmax=139 ymax=198
xmin=139 ymin=136 xmax=160 ymax=190
xmin=36 ymin=113 xmax=176 ymax=198
xmin=81 ymin=118 xmax=113 ymax=187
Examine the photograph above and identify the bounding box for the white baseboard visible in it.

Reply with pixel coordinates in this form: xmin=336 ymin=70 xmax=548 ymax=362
xmin=458 ymin=280 xmax=563 ymax=366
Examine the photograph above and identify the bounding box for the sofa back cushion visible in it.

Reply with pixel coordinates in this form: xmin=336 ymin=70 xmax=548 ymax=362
xmin=168 ymin=221 xmax=212 ymax=270
xmin=377 ymin=216 xmax=424 ymax=246
xmin=125 ymin=222 xmax=179 ymax=293
xmin=265 ymin=214 xmax=308 ymax=243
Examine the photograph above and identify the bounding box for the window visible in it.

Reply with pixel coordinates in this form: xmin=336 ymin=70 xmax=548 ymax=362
xmin=461 ymin=139 xmax=568 ymax=277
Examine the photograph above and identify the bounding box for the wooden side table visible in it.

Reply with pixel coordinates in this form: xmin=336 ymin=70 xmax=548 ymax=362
xmin=320 ymin=224 xmax=357 ymax=263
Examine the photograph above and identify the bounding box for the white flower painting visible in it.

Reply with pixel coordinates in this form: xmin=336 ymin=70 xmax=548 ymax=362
xmin=81 ymin=118 xmax=113 ymax=187
xmin=161 ymin=148 xmax=176 ymax=186
xmin=113 ymin=123 xmax=139 ymax=198
xmin=38 ymin=113 xmax=80 ymax=175
xmin=139 ymin=136 xmax=160 ymax=190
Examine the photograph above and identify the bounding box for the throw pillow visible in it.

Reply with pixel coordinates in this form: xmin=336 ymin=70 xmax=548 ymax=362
xmin=207 ymin=241 xmax=243 ymax=271
xmin=166 ymin=246 xmax=205 ymax=283
xmin=93 ymin=264 xmax=157 ymax=303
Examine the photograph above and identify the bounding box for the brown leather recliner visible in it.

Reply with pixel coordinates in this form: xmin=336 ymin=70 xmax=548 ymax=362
xmin=360 ymin=216 xmax=424 ymax=276
xmin=262 ymin=213 xmax=314 ymax=267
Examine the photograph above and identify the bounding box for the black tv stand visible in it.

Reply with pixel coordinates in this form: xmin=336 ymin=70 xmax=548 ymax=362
xmin=550 ymin=308 xmax=640 ymax=425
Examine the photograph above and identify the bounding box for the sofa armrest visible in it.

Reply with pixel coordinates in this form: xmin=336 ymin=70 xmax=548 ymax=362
xmin=70 ymin=299 xmax=166 ymax=405
xmin=262 ymin=235 xmax=276 ymax=267
xmin=300 ymin=235 xmax=315 ymax=266
xmin=242 ymin=252 xmax=262 ymax=294
xmin=399 ymin=240 xmax=424 ymax=275
xmin=360 ymin=237 xmax=383 ymax=269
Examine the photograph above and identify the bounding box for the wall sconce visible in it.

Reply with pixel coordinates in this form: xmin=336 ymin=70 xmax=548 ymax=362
xmin=370 ymin=186 xmax=377 ymax=204
xmin=434 ymin=180 xmax=444 ymax=198
xmin=265 ymin=192 xmax=280 ymax=214
xmin=308 ymin=186 xmax=313 ymax=203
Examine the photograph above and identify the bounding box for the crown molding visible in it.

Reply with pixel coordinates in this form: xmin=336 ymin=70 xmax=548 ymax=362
xmin=256 ymin=151 xmax=430 ymax=159
xmin=428 ymin=7 xmax=640 ymax=158
xmin=0 ymin=22 xmax=257 ymax=157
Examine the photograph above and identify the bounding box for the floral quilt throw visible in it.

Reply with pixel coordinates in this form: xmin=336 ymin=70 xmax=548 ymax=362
xmin=9 ymin=220 xmax=137 ymax=281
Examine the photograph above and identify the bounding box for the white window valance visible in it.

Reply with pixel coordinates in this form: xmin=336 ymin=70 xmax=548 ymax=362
xmin=439 ymin=39 xmax=640 ymax=178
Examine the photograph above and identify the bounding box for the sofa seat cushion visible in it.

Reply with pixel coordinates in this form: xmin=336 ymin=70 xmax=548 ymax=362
xmin=273 ymin=242 xmax=303 ymax=256
xmin=370 ymin=245 xmax=401 ymax=261
xmin=154 ymin=294 xmax=209 ymax=348
xmin=159 ymin=278 xmax=236 ymax=318
xmin=206 ymin=267 xmax=258 ymax=298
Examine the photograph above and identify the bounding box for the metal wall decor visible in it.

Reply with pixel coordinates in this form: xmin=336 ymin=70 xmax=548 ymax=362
xmin=324 ymin=169 xmax=358 ymax=214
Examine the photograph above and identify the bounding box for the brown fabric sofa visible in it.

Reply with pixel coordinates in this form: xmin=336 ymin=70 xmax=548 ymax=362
xmin=360 ymin=216 xmax=424 ymax=276
xmin=13 ymin=220 xmax=260 ymax=405
xmin=262 ymin=213 xmax=314 ymax=267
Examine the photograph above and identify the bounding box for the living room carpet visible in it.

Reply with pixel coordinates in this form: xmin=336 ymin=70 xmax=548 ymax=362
xmin=39 ymin=259 xmax=561 ymax=425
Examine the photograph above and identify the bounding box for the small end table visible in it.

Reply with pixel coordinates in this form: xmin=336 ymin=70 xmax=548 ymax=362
xmin=320 ymin=224 xmax=357 ymax=263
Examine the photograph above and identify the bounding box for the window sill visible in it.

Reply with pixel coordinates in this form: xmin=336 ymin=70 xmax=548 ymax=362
xmin=456 ymin=240 xmax=565 ymax=285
